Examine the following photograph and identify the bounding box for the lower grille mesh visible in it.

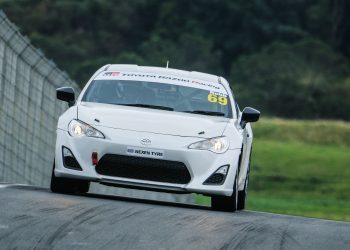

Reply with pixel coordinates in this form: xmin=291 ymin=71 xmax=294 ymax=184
xmin=96 ymin=154 xmax=191 ymax=184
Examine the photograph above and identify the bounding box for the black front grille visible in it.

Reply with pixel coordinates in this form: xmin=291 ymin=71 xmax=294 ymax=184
xmin=95 ymin=154 xmax=191 ymax=184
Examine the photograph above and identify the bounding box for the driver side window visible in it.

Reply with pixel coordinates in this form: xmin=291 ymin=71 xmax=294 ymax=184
xmin=230 ymin=87 xmax=240 ymax=119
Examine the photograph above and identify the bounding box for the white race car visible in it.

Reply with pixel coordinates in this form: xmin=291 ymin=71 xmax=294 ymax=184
xmin=51 ymin=64 xmax=260 ymax=212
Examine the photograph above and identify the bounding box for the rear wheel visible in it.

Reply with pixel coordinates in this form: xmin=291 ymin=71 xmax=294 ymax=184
xmin=211 ymin=168 xmax=238 ymax=212
xmin=50 ymin=161 xmax=90 ymax=194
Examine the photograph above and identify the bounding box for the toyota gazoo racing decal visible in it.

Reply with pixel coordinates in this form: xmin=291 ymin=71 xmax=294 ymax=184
xmin=95 ymin=71 xmax=228 ymax=96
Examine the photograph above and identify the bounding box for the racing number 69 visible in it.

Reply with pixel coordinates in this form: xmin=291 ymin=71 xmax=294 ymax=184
xmin=208 ymin=93 xmax=217 ymax=103
xmin=208 ymin=94 xmax=228 ymax=106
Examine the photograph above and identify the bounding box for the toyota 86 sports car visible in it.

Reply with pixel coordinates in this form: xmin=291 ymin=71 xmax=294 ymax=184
xmin=51 ymin=64 xmax=260 ymax=212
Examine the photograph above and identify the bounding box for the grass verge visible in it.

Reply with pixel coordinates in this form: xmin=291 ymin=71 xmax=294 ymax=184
xmin=195 ymin=119 xmax=350 ymax=221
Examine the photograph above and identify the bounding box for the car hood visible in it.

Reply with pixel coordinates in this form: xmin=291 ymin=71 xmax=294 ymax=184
xmin=78 ymin=102 xmax=229 ymax=138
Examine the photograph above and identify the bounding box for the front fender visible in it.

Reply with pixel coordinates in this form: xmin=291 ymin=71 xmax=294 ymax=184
xmin=57 ymin=106 xmax=77 ymax=131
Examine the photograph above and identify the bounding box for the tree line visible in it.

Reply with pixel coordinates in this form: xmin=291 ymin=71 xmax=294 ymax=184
xmin=1 ymin=0 xmax=349 ymax=120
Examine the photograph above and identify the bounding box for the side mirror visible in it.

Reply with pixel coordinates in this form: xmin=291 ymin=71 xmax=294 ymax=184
xmin=57 ymin=87 xmax=75 ymax=107
xmin=240 ymin=107 xmax=260 ymax=129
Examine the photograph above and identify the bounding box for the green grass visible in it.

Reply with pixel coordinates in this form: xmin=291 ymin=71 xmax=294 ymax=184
xmin=195 ymin=118 xmax=350 ymax=221
xmin=253 ymin=118 xmax=350 ymax=146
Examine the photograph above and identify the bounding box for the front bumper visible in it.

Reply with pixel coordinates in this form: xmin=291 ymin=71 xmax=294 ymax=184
xmin=54 ymin=127 xmax=241 ymax=196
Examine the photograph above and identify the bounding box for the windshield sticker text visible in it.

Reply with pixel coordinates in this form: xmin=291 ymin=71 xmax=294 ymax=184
xmin=100 ymin=71 xmax=226 ymax=94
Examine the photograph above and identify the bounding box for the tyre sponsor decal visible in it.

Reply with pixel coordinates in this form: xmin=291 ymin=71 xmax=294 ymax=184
xmin=126 ymin=146 xmax=164 ymax=159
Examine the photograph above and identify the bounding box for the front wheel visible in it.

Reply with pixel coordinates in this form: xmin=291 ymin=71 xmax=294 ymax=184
xmin=211 ymin=168 xmax=238 ymax=212
xmin=237 ymin=149 xmax=252 ymax=210
xmin=237 ymin=162 xmax=250 ymax=210
xmin=50 ymin=161 xmax=90 ymax=194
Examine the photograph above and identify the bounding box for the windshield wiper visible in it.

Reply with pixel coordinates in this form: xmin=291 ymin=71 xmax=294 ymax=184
xmin=183 ymin=110 xmax=226 ymax=116
xmin=118 ymin=103 xmax=174 ymax=111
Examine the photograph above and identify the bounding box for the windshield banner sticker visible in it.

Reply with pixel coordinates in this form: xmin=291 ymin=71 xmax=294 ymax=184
xmin=96 ymin=71 xmax=228 ymax=95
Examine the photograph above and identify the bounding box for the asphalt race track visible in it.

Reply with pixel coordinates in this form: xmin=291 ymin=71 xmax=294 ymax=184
xmin=0 ymin=184 xmax=349 ymax=250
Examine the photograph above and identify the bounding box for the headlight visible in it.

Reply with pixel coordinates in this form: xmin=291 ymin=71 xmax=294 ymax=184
xmin=68 ymin=119 xmax=105 ymax=139
xmin=188 ymin=136 xmax=229 ymax=154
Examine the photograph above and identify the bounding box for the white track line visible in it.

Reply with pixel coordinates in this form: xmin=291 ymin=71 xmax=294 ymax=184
xmin=0 ymin=183 xmax=30 ymax=188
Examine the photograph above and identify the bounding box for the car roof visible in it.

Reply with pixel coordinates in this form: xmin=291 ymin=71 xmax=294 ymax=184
xmin=105 ymin=64 xmax=220 ymax=84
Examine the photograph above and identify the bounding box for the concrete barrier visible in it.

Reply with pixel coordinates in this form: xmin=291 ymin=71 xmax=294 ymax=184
xmin=0 ymin=10 xmax=193 ymax=203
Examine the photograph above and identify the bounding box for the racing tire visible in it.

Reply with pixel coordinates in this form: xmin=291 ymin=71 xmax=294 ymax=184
xmin=50 ymin=162 xmax=90 ymax=194
xmin=211 ymin=168 xmax=238 ymax=212
xmin=238 ymin=147 xmax=253 ymax=210
xmin=237 ymin=160 xmax=250 ymax=210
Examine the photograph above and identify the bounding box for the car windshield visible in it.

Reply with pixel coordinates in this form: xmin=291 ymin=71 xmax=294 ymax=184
xmin=82 ymin=79 xmax=232 ymax=118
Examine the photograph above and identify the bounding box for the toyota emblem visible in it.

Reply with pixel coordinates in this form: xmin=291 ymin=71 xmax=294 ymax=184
xmin=140 ymin=138 xmax=151 ymax=146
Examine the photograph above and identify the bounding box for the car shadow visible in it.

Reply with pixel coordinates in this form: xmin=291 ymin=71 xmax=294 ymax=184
xmin=7 ymin=183 xmax=212 ymax=211
xmin=82 ymin=191 xmax=212 ymax=211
